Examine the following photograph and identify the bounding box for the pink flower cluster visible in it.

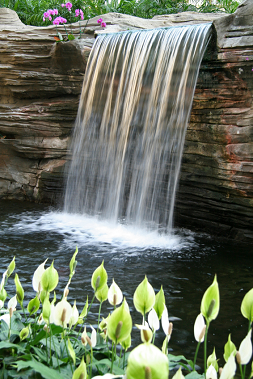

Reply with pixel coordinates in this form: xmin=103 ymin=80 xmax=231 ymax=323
xmin=97 ymin=18 xmax=106 ymax=28
xmin=43 ymin=9 xmax=58 ymax=22
xmin=61 ymin=2 xmax=72 ymax=11
xmin=75 ymin=9 xmax=84 ymax=20
xmin=53 ymin=16 xmax=67 ymax=25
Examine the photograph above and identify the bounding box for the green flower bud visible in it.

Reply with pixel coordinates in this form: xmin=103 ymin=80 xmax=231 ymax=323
xmin=126 ymin=343 xmax=169 ymax=379
xmin=207 ymin=348 xmax=219 ymax=372
xmin=241 ymin=288 xmax=253 ymax=322
xmin=69 ymin=247 xmax=78 ymax=280
xmin=78 ymin=296 xmax=88 ymax=324
xmin=95 ymin=284 xmax=108 ymax=303
xmin=201 ymin=275 xmax=220 ymax=323
xmin=27 ymin=296 xmax=40 ymax=315
xmin=0 ymin=287 xmax=7 ymax=303
xmin=154 ymin=286 xmax=165 ymax=320
xmin=224 ymin=334 xmax=237 ymax=363
xmin=40 ymin=289 xmax=47 ymax=304
xmin=41 ymin=261 xmax=59 ymax=293
xmin=20 ymin=325 xmax=30 ymax=341
xmin=68 ymin=338 xmax=76 ymax=366
xmin=91 ymin=261 xmax=107 ymax=292
xmin=107 ymin=298 xmax=132 ymax=344
xmin=7 ymin=257 xmax=15 ymax=278
xmin=42 ymin=294 xmax=51 ymax=324
xmin=14 ymin=273 xmax=24 ymax=307
xmin=72 ymin=357 xmax=87 ymax=379
xmin=133 ymin=276 xmax=155 ymax=316
xmin=121 ymin=333 xmax=131 ymax=351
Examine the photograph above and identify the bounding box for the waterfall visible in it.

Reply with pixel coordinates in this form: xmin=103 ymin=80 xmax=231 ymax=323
xmin=64 ymin=23 xmax=211 ymax=232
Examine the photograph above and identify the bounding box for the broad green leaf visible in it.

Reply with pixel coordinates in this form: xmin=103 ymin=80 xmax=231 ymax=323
xmin=185 ymin=372 xmax=205 ymax=379
xmin=15 ymin=360 xmax=70 ymax=379
xmin=68 ymin=34 xmax=75 ymax=41
xmin=0 ymin=341 xmax=25 ymax=351
xmin=93 ymin=358 xmax=125 ymax=375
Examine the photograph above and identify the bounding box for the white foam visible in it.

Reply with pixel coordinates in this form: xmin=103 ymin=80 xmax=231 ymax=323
xmin=10 ymin=211 xmax=196 ymax=252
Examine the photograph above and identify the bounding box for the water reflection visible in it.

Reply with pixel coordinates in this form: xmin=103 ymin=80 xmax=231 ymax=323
xmin=0 ymin=200 xmax=251 ymax=367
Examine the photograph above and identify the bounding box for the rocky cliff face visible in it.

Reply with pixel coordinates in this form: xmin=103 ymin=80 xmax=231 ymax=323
xmin=0 ymin=2 xmax=252 ymax=241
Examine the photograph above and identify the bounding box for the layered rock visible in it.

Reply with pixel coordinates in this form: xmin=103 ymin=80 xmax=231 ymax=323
xmin=0 ymin=2 xmax=252 ymax=241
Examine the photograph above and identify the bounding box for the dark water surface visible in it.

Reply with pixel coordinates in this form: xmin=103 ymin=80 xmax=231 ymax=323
xmin=0 ymin=199 xmax=252 ymax=367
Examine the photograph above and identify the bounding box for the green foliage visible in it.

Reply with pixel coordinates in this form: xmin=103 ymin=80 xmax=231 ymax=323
xmin=0 ymin=0 xmax=241 ymax=26
xmin=0 ymin=255 xmax=252 ymax=379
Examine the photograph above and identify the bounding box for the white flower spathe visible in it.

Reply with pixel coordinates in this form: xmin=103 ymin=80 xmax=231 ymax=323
xmin=148 ymin=308 xmax=160 ymax=332
xmin=108 ymin=279 xmax=123 ymax=306
xmin=32 ymin=259 xmax=48 ymax=292
xmin=90 ymin=325 xmax=97 ymax=348
xmin=206 ymin=365 xmax=217 ymax=379
xmin=0 ymin=313 xmax=10 ymax=327
xmin=0 ymin=270 xmax=7 ymax=290
xmin=69 ymin=301 xmax=79 ymax=328
xmin=135 ymin=321 xmax=153 ymax=343
xmin=161 ymin=304 xmax=170 ymax=335
xmin=220 ymin=353 xmax=236 ymax=379
xmin=238 ymin=329 xmax=252 ymax=365
xmin=8 ymin=295 xmax=17 ymax=310
xmin=194 ymin=313 xmax=205 ymax=343
xmin=53 ymin=299 xmax=72 ymax=327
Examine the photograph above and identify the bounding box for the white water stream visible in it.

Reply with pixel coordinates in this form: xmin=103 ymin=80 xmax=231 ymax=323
xmin=64 ymin=24 xmax=212 ymax=232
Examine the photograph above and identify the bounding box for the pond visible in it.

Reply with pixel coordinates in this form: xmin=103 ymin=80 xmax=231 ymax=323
xmin=0 ymin=199 xmax=252 ymax=369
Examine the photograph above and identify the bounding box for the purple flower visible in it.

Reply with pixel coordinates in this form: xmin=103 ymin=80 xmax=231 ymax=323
xmin=101 ymin=21 xmax=106 ymax=28
xmin=97 ymin=18 xmax=103 ymax=23
xmin=246 ymin=57 xmax=249 ymax=60
xmin=66 ymin=2 xmax=72 ymax=10
xmin=61 ymin=3 xmax=65 ymax=7
xmin=75 ymin=9 xmax=84 ymax=20
xmin=48 ymin=15 xmax=52 ymax=21
xmin=48 ymin=9 xmax=58 ymax=15
xmin=53 ymin=16 xmax=67 ymax=25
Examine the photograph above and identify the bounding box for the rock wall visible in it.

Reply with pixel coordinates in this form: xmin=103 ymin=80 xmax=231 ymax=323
xmin=0 ymin=2 xmax=252 ymax=241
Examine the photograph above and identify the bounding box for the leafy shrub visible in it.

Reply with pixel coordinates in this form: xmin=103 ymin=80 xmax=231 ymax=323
xmin=0 ymin=250 xmax=252 ymax=379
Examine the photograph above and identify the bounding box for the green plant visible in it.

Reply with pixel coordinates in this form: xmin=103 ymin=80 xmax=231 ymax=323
xmin=0 ymin=0 xmax=241 ymax=26
xmin=0 ymin=251 xmax=252 ymax=379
